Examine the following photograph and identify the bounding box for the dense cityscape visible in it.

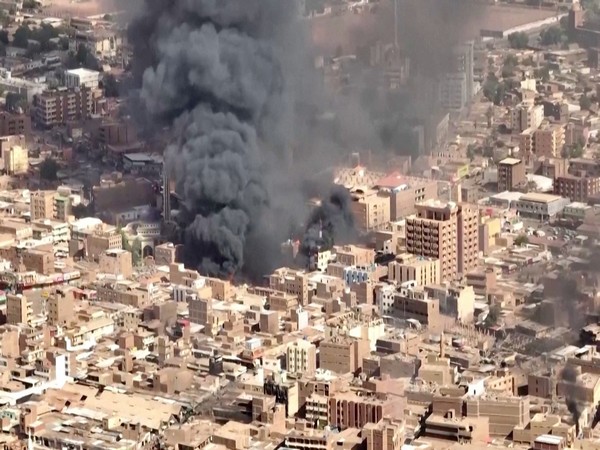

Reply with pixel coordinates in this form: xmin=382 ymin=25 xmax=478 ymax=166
xmin=0 ymin=0 xmax=600 ymax=450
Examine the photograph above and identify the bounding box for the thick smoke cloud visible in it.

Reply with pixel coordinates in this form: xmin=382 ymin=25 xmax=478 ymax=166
xmin=129 ymin=0 xmax=483 ymax=279
xmin=130 ymin=0 xmax=355 ymax=278
xmin=560 ymin=365 xmax=582 ymax=432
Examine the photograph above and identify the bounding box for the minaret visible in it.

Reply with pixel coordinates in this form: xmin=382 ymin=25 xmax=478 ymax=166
xmin=163 ymin=169 xmax=171 ymax=223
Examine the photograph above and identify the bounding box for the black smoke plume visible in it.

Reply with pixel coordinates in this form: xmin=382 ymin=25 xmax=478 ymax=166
xmin=130 ymin=0 xmax=358 ymax=276
xmin=560 ymin=365 xmax=582 ymax=433
xmin=300 ymin=186 xmax=357 ymax=258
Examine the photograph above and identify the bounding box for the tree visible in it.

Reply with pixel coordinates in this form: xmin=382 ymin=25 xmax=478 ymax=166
xmin=0 ymin=30 xmax=9 ymax=46
xmin=103 ymin=14 xmax=112 ymax=21
xmin=103 ymin=74 xmax=119 ymax=97
xmin=562 ymin=142 xmax=585 ymax=159
xmin=12 ymin=25 xmax=31 ymax=48
xmin=39 ymin=158 xmax=58 ymax=181
xmin=485 ymin=304 xmax=502 ymax=327
xmin=22 ymin=0 xmax=38 ymax=9
xmin=580 ymin=94 xmax=593 ymax=110
xmin=534 ymin=65 xmax=551 ymax=82
xmin=515 ymin=234 xmax=529 ymax=246
xmin=76 ymin=44 xmax=100 ymax=70
xmin=508 ymin=32 xmax=529 ymax=49
xmin=540 ymin=26 xmax=564 ymax=46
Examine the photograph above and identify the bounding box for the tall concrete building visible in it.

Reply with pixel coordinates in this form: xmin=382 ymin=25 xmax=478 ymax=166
xmin=47 ymin=288 xmax=74 ymax=326
xmin=6 ymin=293 xmax=32 ymax=325
xmin=511 ymin=104 xmax=544 ymax=133
xmin=4 ymin=144 xmax=28 ymax=175
xmin=406 ymin=200 xmax=478 ymax=281
xmin=534 ymin=125 xmax=565 ymax=157
xmin=453 ymin=40 xmax=475 ymax=101
xmin=286 ymin=339 xmax=317 ymax=375
xmin=439 ymin=72 xmax=467 ymax=111
xmin=364 ymin=418 xmax=405 ymax=450
xmin=498 ymin=158 xmax=526 ymax=192
xmin=34 ymin=87 xmax=95 ymax=128
xmin=30 ymin=190 xmax=55 ymax=220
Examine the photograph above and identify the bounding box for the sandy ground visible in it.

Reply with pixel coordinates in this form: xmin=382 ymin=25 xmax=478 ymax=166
xmin=43 ymin=0 xmax=130 ymax=17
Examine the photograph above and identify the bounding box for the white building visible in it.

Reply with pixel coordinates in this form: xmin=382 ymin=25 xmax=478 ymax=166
xmin=65 ymin=68 xmax=100 ymax=90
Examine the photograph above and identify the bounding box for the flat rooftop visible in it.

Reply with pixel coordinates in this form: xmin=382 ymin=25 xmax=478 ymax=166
xmin=499 ymin=157 xmax=521 ymax=166
xmin=520 ymin=192 xmax=564 ymax=204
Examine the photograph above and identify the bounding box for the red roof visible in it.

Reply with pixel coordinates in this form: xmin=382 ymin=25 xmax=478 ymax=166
xmin=375 ymin=172 xmax=406 ymax=189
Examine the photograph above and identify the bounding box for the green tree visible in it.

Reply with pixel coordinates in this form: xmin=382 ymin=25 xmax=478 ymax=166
xmin=485 ymin=304 xmax=502 ymax=327
xmin=22 ymin=0 xmax=38 ymax=9
xmin=0 ymin=30 xmax=9 ymax=46
xmin=39 ymin=158 xmax=58 ymax=181
xmin=534 ymin=65 xmax=551 ymax=82
xmin=508 ymin=32 xmax=529 ymax=49
xmin=515 ymin=234 xmax=529 ymax=246
xmin=562 ymin=142 xmax=585 ymax=158
xmin=580 ymin=94 xmax=593 ymax=110
xmin=539 ymin=26 xmax=564 ymax=46
xmin=103 ymin=14 xmax=112 ymax=21
xmin=12 ymin=25 xmax=31 ymax=48
xmin=76 ymin=44 xmax=100 ymax=70
xmin=103 ymin=74 xmax=119 ymax=97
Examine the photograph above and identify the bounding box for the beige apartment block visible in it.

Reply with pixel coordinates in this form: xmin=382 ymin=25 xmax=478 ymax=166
xmin=6 ymin=293 xmax=33 ymax=325
xmin=406 ymin=200 xmax=478 ymax=281
xmin=286 ymin=339 xmax=317 ymax=376
xmin=350 ymin=188 xmax=390 ymax=231
xmin=99 ymin=249 xmax=133 ymax=278
xmin=388 ymin=253 xmax=441 ymax=286
xmin=30 ymin=190 xmax=55 ymax=220
xmin=4 ymin=144 xmax=28 ymax=175
xmin=319 ymin=337 xmax=370 ymax=374
xmin=498 ymin=157 xmax=526 ymax=192
xmin=47 ymin=288 xmax=75 ymax=326
xmin=534 ymin=124 xmax=565 ymax=158
xmin=269 ymin=267 xmax=309 ymax=305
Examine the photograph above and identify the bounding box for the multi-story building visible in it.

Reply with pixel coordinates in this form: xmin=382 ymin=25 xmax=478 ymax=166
xmin=388 ymin=253 xmax=441 ymax=286
xmin=439 ymin=72 xmax=467 ymax=111
xmin=375 ymin=172 xmax=438 ymax=220
xmin=23 ymin=248 xmax=53 ymax=275
xmin=555 ymin=175 xmax=600 ymax=203
xmin=498 ymin=157 xmax=526 ymax=192
xmin=0 ymin=111 xmax=31 ymax=136
xmin=405 ymin=200 xmax=478 ymax=281
xmin=99 ymin=249 xmax=133 ymax=278
xmin=364 ymin=418 xmax=405 ymax=450
xmin=328 ymin=391 xmax=404 ymax=430
xmin=454 ymin=40 xmax=475 ymax=101
xmin=457 ymin=202 xmax=479 ymax=276
xmin=519 ymin=128 xmax=534 ymax=154
xmin=319 ymin=337 xmax=370 ymax=374
xmin=65 ymin=68 xmax=100 ymax=90
xmin=269 ymin=268 xmax=309 ymax=305
xmin=47 ymin=288 xmax=75 ymax=326
xmin=534 ymin=125 xmax=565 ymax=157
xmin=6 ymin=293 xmax=33 ymax=325
xmin=286 ymin=339 xmax=317 ymax=375
xmin=514 ymin=193 xmax=570 ymax=220
xmin=3 ymin=144 xmax=28 ymax=175
xmin=511 ymin=104 xmax=544 ymax=132
xmin=387 ymin=286 xmax=443 ymax=330
xmin=34 ymin=87 xmax=95 ymax=128
xmin=30 ymin=191 xmax=55 ymax=220
xmin=350 ymin=188 xmax=390 ymax=231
